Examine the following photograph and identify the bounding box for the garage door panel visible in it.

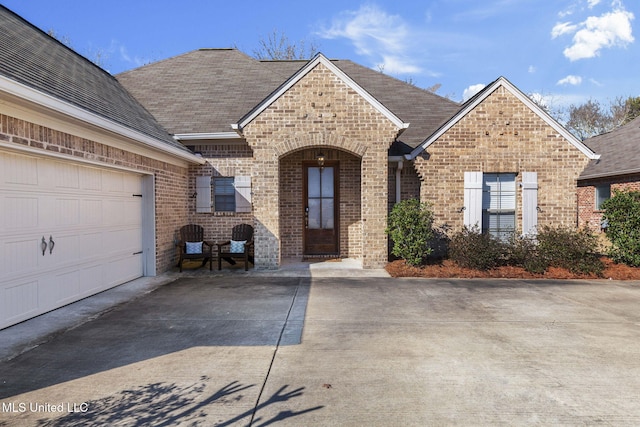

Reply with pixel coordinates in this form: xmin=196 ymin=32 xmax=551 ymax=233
xmin=3 ymin=238 xmax=39 ymax=276
xmin=2 ymin=196 xmax=39 ymax=231
xmin=0 ymin=151 xmax=146 ymax=329
xmin=1 ymin=279 xmax=39 ymax=325
xmin=54 ymin=163 xmax=80 ymax=189
xmin=55 ymin=198 xmax=80 ymax=227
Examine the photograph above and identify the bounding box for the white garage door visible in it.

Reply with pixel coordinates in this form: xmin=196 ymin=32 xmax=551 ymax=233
xmin=0 ymin=151 xmax=144 ymax=329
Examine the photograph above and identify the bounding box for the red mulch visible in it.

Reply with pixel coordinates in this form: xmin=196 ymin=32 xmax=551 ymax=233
xmin=385 ymin=257 xmax=640 ymax=280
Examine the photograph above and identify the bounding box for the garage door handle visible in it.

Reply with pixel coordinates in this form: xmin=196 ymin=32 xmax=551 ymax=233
xmin=49 ymin=235 xmax=55 ymax=254
xmin=41 ymin=236 xmax=47 ymax=256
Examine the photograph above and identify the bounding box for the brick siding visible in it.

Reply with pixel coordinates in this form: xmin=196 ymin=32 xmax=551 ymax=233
xmin=578 ymin=174 xmax=640 ymax=232
xmin=414 ymin=87 xmax=591 ymax=234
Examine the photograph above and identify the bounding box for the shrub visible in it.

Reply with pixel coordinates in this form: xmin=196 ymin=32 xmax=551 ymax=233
xmin=535 ymin=226 xmax=604 ymax=276
xmin=448 ymin=226 xmax=505 ymax=270
xmin=386 ymin=199 xmax=435 ymax=266
xmin=601 ymin=190 xmax=640 ymax=267
xmin=505 ymin=234 xmax=547 ymax=274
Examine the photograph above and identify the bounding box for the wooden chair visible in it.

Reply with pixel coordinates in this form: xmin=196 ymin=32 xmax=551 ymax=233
xmin=176 ymin=224 xmax=213 ymax=272
xmin=217 ymin=223 xmax=254 ymax=271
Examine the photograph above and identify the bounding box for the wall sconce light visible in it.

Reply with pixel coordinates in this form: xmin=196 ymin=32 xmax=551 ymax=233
xmin=316 ymin=152 xmax=325 ymax=167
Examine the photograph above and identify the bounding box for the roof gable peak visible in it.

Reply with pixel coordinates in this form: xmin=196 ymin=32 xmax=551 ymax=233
xmin=233 ymin=53 xmax=409 ymax=131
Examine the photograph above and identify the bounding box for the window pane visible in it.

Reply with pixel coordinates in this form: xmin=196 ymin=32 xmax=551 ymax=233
xmin=308 ymin=168 xmax=321 ymax=198
xmin=308 ymin=199 xmax=321 ymax=229
xmin=322 ymin=199 xmax=334 ymax=229
xmin=596 ymin=184 xmax=611 ymax=210
xmin=214 ymin=177 xmax=235 ymax=211
xmin=482 ymin=173 xmax=516 ymax=239
xmin=321 ymin=168 xmax=334 ymax=198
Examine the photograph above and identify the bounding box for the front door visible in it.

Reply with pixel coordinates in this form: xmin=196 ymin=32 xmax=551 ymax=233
xmin=304 ymin=162 xmax=339 ymax=255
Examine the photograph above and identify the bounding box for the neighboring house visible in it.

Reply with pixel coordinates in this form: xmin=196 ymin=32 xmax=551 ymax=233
xmin=578 ymin=116 xmax=640 ymax=231
xmin=0 ymin=5 xmax=599 ymax=328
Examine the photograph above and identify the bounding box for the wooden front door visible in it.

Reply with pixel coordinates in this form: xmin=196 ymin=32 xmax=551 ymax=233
xmin=304 ymin=162 xmax=339 ymax=255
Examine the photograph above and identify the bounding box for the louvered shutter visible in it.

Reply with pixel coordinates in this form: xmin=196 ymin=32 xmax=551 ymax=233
xmin=196 ymin=176 xmax=212 ymax=213
xmin=234 ymin=176 xmax=252 ymax=213
xmin=463 ymin=171 xmax=483 ymax=229
xmin=521 ymin=171 xmax=538 ymax=235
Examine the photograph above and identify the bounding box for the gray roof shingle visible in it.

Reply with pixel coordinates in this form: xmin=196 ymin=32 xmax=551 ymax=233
xmin=580 ymin=116 xmax=640 ymax=180
xmin=116 ymin=49 xmax=460 ymax=154
xmin=0 ymin=6 xmax=187 ymax=152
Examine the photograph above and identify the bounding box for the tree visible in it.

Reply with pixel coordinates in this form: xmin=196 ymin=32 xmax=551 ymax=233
xmin=565 ymin=96 xmax=640 ymax=140
xmin=252 ymin=29 xmax=319 ymax=60
xmin=47 ymin=28 xmax=108 ymax=68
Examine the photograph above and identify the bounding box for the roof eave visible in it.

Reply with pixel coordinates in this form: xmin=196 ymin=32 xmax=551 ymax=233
xmin=0 ymin=75 xmax=205 ymax=164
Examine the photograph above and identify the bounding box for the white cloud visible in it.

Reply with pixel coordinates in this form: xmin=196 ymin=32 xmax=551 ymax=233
xmin=319 ymin=4 xmax=422 ymax=75
xmin=587 ymin=0 xmax=601 ymax=8
xmin=558 ymin=8 xmax=635 ymax=61
xmin=463 ymin=84 xmax=485 ymax=102
xmin=528 ymin=65 xmax=536 ymax=73
xmin=557 ymin=75 xmax=583 ymax=85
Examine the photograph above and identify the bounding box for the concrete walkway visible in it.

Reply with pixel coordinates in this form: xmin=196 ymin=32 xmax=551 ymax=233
xmin=2 ymin=263 xmax=640 ymax=426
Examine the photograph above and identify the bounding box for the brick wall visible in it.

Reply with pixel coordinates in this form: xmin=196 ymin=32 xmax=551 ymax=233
xmin=242 ymin=62 xmax=400 ymax=268
xmin=186 ymin=142 xmax=254 ymax=246
xmin=578 ymin=174 xmax=640 ymax=231
xmin=0 ymin=113 xmax=190 ymax=273
xmin=414 ymin=86 xmax=591 ymax=234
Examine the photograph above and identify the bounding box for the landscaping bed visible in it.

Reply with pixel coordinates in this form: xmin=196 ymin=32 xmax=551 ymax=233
xmin=386 ymin=257 xmax=640 ymax=280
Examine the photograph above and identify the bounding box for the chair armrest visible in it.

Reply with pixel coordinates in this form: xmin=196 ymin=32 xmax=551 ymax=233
xmin=203 ymin=240 xmax=214 ymax=248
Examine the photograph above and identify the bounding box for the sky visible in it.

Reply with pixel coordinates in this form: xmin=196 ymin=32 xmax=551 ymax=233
xmin=1 ymin=0 xmax=637 ymax=109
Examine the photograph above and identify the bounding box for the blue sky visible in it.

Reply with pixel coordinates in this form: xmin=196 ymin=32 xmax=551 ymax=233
xmin=1 ymin=0 xmax=637 ymax=108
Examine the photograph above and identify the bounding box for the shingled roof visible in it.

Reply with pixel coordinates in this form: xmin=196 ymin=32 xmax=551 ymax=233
xmin=0 ymin=6 xmax=187 ymax=152
xmin=116 ymin=48 xmax=460 ymax=154
xmin=580 ymin=116 xmax=640 ymax=180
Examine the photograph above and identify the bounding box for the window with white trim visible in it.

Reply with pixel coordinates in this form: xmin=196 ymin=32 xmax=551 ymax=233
xmin=482 ymin=173 xmax=516 ymax=240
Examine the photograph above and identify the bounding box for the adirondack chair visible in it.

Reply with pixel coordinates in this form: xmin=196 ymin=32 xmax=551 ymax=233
xmin=176 ymin=224 xmax=213 ymax=272
xmin=217 ymin=223 xmax=254 ymax=271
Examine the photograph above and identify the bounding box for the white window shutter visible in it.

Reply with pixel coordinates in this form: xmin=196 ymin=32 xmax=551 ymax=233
xmin=463 ymin=171 xmax=483 ymax=229
xmin=234 ymin=176 xmax=252 ymax=213
xmin=521 ymin=171 xmax=538 ymax=235
xmin=195 ymin=176 xmax=212 ymax=213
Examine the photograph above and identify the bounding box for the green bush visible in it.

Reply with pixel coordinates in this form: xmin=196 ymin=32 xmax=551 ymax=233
xmin=448 ymin=226 xmax=506 ymax=270
xmin=601 ymin=190 xmax=640 ymax=267
xmin=386 ymin=199 xmax=435 ymax=266
xmin=535 ymin=226 xmax=603 ymax=276
xmin=447 ymin=226 xmax=603 ymax=275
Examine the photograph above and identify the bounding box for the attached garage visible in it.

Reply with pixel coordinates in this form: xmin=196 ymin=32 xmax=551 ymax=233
xmin=0 ymin=150 xmax=152 ymax=329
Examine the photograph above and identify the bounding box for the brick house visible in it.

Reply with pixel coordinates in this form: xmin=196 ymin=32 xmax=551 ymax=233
xmin=578 ymin=116 xmax=640 ymax=232
xmin=0 ymin=6 xmax=599 ymax=328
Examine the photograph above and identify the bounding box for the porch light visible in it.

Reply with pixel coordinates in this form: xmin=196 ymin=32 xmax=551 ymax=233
xmin=316 ymin=152 xmax=325 ymax=167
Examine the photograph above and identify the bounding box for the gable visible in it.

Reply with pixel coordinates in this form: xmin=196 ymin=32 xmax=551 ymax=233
xmin=232 ymin=53 xmax=409 ymax=133
xmin=410 ymin=77 xmax=599 ymax=161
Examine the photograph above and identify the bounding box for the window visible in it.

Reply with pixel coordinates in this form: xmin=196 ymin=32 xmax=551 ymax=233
xmin=595 ymin=184 xmax=611 ymax=210
xmin=482 ymin=173 xmax=516 ymax=240
xmin=214 ymin=177 xmax=235 ymax=212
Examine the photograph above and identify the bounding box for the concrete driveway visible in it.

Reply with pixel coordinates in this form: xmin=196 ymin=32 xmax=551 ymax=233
xmin=2 ymin=271 xmax=640 ymax=426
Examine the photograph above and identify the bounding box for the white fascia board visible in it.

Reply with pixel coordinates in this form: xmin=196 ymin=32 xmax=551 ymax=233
xmin=174 ymin=132 xmax=239 ymax=141
xmin=233 ymin=53 xmax=409 ymax=131
xmin=0 ymin=75 xmax=205 ymax=164
xmin=409 ymin=77 xmax=600 ymax=161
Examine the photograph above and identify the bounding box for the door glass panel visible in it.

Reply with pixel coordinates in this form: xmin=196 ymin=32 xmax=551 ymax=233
xmin=322 ymin=199 xmax=334 ymax=228
xmin=321 ymin=168 xmax=334 ymax=198
xmin=308 ymin=199 xmax=321 ymax=229
xmin=308 ymin=167 xmax=321 ymax=198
